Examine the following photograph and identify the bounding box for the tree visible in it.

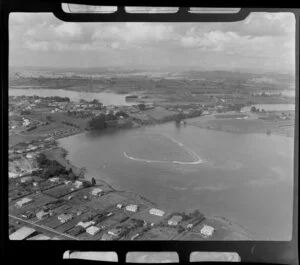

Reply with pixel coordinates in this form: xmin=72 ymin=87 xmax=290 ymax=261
xmin=138 ymin=103 xmax=146 ymax=111
xmin=115 ymin=111 xmax=129 ymax=118
xmin=175 ymin=113 xmax=185 ymax=125
xmin=46 ymin=115 xmax=53 ymax=122
xmin=251 ymin=106 xmax=257 ymax=112
xmin=79 ymin=167 xmax=86 ymax=178
xmin=67 ymin=171 xmax=77 ymax=181
xmin=87 ymin=114 xmax=107 ymax=131
xmin=91 ymin=177 xmax=96 ymax=186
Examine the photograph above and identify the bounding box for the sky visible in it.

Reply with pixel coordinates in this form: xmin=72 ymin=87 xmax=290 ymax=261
xmin=9 ymin=12 xmax=295 ymax=74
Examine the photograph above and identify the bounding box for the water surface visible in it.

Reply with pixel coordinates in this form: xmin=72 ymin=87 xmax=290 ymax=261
xmin=59 ymin=122 xmax=294 ymax=240
xmin=9 ymin=88 xmax=133 ymax=106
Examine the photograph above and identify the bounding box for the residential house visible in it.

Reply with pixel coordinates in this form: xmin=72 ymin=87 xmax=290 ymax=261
xmin=15 ymin=197 xmax=33 ymax=208
xmin=149 ymin=208 xmax=165 ymax=216
xmin=76 ymin=221 xmax=95 ymax=229
xmin=20 ymin=176 xmax=33 ymax=184
xmin=58 ymin=213 xmax=73 ymax=223
xmin=108 ymin=228 xmax=122 ymax=237
xmin=116 ymin=204 xmax=123 ymax=209
xmin=86 ymin=226 xmax=100 ymax=236
xmin=74 ymin=180 xmax=83 ymax=189
xmin=36 ymin=210 xmax=51 ymax=220
xmin=168 ymin=215 xmax=183 ymax=226
xmin=200 ymin=225 xmax=215 ymax=237
xmin=91 ymin=188 xmax=103 ymax=197
xmin=125 ymin=204 xmax=138 ymax=213
xmin=49 ymin=177 xmax=60 ymax=182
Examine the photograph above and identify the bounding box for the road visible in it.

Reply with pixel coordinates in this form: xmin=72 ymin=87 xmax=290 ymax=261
xmin=9 ymin=214 xmax=79 ymax=240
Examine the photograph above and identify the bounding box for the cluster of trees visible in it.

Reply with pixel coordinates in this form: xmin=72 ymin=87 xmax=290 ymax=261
xmin=62 ymin=121 xmax=80 ymax=129
xmin=86 ymin=114 xmax=109 ymax=131
xmin=46 ymin=96 xmax=70 ymax=102
xmin=115 ymin=110 xmax=129 ymax=118
xmin=227 ymin=104 xmax=245 ymax=112
xmin=46 ymin=115 xmax=54 ymax=122
xmin=36 ymin=153 xmax=77 ymax=180
xmin=137 ymin=103 xmax=146 ymax=111
xmin=80 ymin=98 xmax=103 ymax=107
xmin=86 ymin=112 xmax=130 ymax=131
xmin=67 ymin=110 xmax=94 ymax=118
xmin=175 ymin=110 xmax=203 ymax=125
xmin=251 ymin=106 xmax=266 ymax=113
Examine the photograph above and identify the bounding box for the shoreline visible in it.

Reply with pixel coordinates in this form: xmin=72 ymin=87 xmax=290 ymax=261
xmin=51 ymin=125 xmax=260 ymax=239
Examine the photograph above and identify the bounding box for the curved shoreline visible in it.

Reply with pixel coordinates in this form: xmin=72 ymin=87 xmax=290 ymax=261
xmin=123 ymin=132 xmax=203 ymax=165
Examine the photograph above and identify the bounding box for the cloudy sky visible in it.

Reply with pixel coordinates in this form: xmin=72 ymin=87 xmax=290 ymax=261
xmin=9 ymin=12 xmax=295 ymax=73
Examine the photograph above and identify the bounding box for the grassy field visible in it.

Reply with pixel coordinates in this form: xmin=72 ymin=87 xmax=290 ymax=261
xmin=179 ymin=216 xmax=253 ymax=241
xmin=138 ymin=226 xmax=179 ymax=240
xmin=144 ymin=107 xmax=178 ymax=121
xmin=9 ymin=133 xmax=43 ymax=147
xmin=188 ymin=113 xmax=294 ymax=138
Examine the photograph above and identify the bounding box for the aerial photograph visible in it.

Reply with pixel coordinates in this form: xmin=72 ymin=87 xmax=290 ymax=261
xmin=8 ymin=11 xmax=295 ymax=241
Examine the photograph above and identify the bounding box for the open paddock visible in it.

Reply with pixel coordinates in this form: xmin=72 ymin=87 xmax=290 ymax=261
xmin=86 ymin=192 xmax=129 ymax=211
xmin=182 ymin=217 xmax=252 ymax=241
xmin=144 ymin=107 xmax=178 ymax=121
xmin=132 ymin=207 xmax=169 ymax=224
xmin=138 ymin=226 xmax=179 ymax=240
xmin=9 ymin=133 xmax=43 ymax=147
xmin=47 ymin=112 xmax=89 ymax=130
xmin=43 ymin=184 xmax=78 ymax=198
xmin=9 ymin=193 xmax=56 ymax=216
xmin=214 ymin=113 xmax=249 ymax=119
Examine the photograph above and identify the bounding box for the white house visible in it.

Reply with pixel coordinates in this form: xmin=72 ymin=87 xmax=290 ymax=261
xmin=116 ymin=204 xmax=123 ymax=209
xmin=108 ymin=228 xmax=122 ymax=237
xmin=187 ymin=223 xmax=193 ymax=229
xmin=58 ymin=213 xmax=73 ymax=223
xmin=168 ymin=215 xmax=183 ymax=226
xmin=26 ymin=154 xmax=34 ymax=159
xmin=149 ymin=208 xmax=165 ymax=217
xmin=77 ymin=221 xmax=95 ymax=229
xmin=200 ymin=225 xmax=215 ymax=237
xmin=74 ymin=180 xmax=83 ymax=189
xmin=15 ymin=197 xmax=33 ymax=208
xmin=23 ymin=119 xmax=30 ymax=127
xmin=49 ymin=177 xmax=60 ymax=182
xmin=33 ymin=182 xmax=38 ymax=187
xmin=125 ymin=204 xmax=138 ymax=212
xmin=92 ymin=188 xmax=103 ymax=196
xmin=86 ymin=226 xmax=100 ymax=236
xmin=36 ymin=210 xmax=51 ymax=220
xmin=9 ymin=172 xmax=19 ymax=178
xmin=20 ymin=176 xmax=33 ymax=184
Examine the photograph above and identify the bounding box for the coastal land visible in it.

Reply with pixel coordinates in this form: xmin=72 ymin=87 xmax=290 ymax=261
xmin=8 ymin=68 xmax=295 ymax=240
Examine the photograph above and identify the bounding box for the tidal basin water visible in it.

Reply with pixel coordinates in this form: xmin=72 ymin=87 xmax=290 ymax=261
xmin=59 ymin=122 xmax=294 ymax=240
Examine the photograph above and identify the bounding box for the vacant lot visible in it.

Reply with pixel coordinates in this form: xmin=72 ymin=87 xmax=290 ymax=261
xmin=180 ymin=217 xmax=252 ymax=241
xmin=43 ymin=184 xmax=76 ymax=198
xmin=133 ymin=208 xmax=169 ymax=224
xmin=9 ymin=133 xmax=43 ymax=147
xmin=138 ymin=226 xmax=179 ymax=240
xmin=9 ymin=193 xmax=56 ymax=217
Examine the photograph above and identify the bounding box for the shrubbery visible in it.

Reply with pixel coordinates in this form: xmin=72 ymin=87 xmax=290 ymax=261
xmin=36 ymin=153 xmax=77 ymax=180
